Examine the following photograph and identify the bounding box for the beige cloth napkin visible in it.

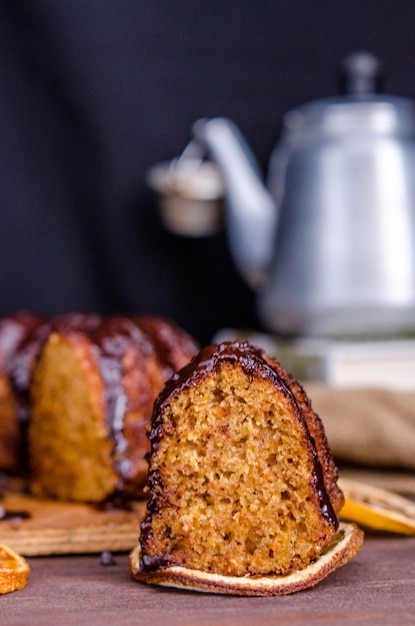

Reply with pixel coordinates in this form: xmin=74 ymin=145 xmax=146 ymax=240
xmin=306 ymin=384 xmax=415 ymax=493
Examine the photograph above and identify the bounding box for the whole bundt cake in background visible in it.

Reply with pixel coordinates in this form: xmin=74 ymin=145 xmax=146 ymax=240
xmin=132 ymin=341 xmax=363 ymax=594
xmin=27 ymin=314 xmax=199 ymax=502
xmin=0 ymin=310 xmax=199 ymax=501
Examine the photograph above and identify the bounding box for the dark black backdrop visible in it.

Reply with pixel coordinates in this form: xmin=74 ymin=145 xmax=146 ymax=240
xmin=1 ymin=1 xmax=415 ymax=344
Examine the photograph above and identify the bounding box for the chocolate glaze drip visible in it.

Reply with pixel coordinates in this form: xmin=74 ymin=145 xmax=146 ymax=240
xmin=132 ymin=314 xmax=199 ymax=379
xmin=91 ymin=316 xmax=155 ymax=484
xmin=141 ymin=341 xmax=338 ymax=571
xmin=0 ymin=312 xmax=45 ymax=370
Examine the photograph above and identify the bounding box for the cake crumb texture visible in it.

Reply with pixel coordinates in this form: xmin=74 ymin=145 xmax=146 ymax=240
xmin=29 ymin=331 xmax=117 ymax=502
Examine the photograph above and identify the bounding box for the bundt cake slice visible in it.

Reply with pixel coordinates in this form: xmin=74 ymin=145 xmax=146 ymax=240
xmin=131 ymin=341 xmax=363 ymax=595
xmin=28 ymin=316 xmax=165 ymax=503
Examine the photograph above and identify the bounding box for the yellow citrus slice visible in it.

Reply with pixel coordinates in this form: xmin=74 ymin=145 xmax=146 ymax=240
xmin=339 ymin=478 xmax=415 ymax=535
xmin=0 ymin=543 xmax=30 ymax=594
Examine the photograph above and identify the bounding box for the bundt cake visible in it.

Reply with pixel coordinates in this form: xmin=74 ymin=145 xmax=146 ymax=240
xmin=131 ymin=341 xmax=363 ymax=595
xmin=0 ymin=310 xmax=198 ymax=495
xmin=28 ymin=315 xmax=198 ymax=503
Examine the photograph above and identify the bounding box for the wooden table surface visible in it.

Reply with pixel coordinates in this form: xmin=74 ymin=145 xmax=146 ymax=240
xmin=3 ymin=533 xmax=415 ymax=626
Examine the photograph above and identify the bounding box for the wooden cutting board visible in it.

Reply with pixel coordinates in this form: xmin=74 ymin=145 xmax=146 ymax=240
xmin=0 ymin=489 xmax=147 ymax=557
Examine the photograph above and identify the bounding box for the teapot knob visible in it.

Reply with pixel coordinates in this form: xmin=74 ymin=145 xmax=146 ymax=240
xmin=341 ymin=51 xmax=382 ymax=95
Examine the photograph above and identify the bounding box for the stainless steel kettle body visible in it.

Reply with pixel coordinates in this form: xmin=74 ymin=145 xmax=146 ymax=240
xmin=261 ymin=96 xmax=415 ymax=336
xmin=150 ymin=53 xmax=415 ymax=338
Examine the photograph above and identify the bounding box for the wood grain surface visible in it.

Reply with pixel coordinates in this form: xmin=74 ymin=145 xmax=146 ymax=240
xmin=0 ymin=490 xmax=146 ymax=556
xmin=2 ymin=482 xmax=415 ymax=624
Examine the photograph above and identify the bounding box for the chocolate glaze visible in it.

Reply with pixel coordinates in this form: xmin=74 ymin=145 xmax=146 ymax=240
xmin=0 ymin=312 xmax=45 ymax=371
xmin=8 ymin=312 xmax=101 ymax=424
xmin=90 ymin=316 xmax=156 ymax=484
xmin=140 ymin=341 xmax=338 ymax=571
xmin=92 ymin=318 xmax=136 ymax=482
xmin=132 ymin=314 xmax=199 ymax=379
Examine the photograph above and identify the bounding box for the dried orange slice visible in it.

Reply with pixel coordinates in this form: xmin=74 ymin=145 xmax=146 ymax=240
xmin=0 ymin=543 xmax=30 ymax=594
xmin=339 ymin=478 xmax=415 ymax=535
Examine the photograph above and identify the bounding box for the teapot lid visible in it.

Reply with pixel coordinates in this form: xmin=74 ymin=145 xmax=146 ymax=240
xmin=284 ymin=52 xmax=415 ymax=136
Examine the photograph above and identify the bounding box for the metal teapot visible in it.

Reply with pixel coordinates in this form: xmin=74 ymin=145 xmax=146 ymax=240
xmin=150 ymin=52 xmax=415 ymax=337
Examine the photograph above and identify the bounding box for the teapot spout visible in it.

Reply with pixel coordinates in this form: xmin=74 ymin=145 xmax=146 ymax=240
xmin=192 ymin=118 xmax=277 ymax=288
